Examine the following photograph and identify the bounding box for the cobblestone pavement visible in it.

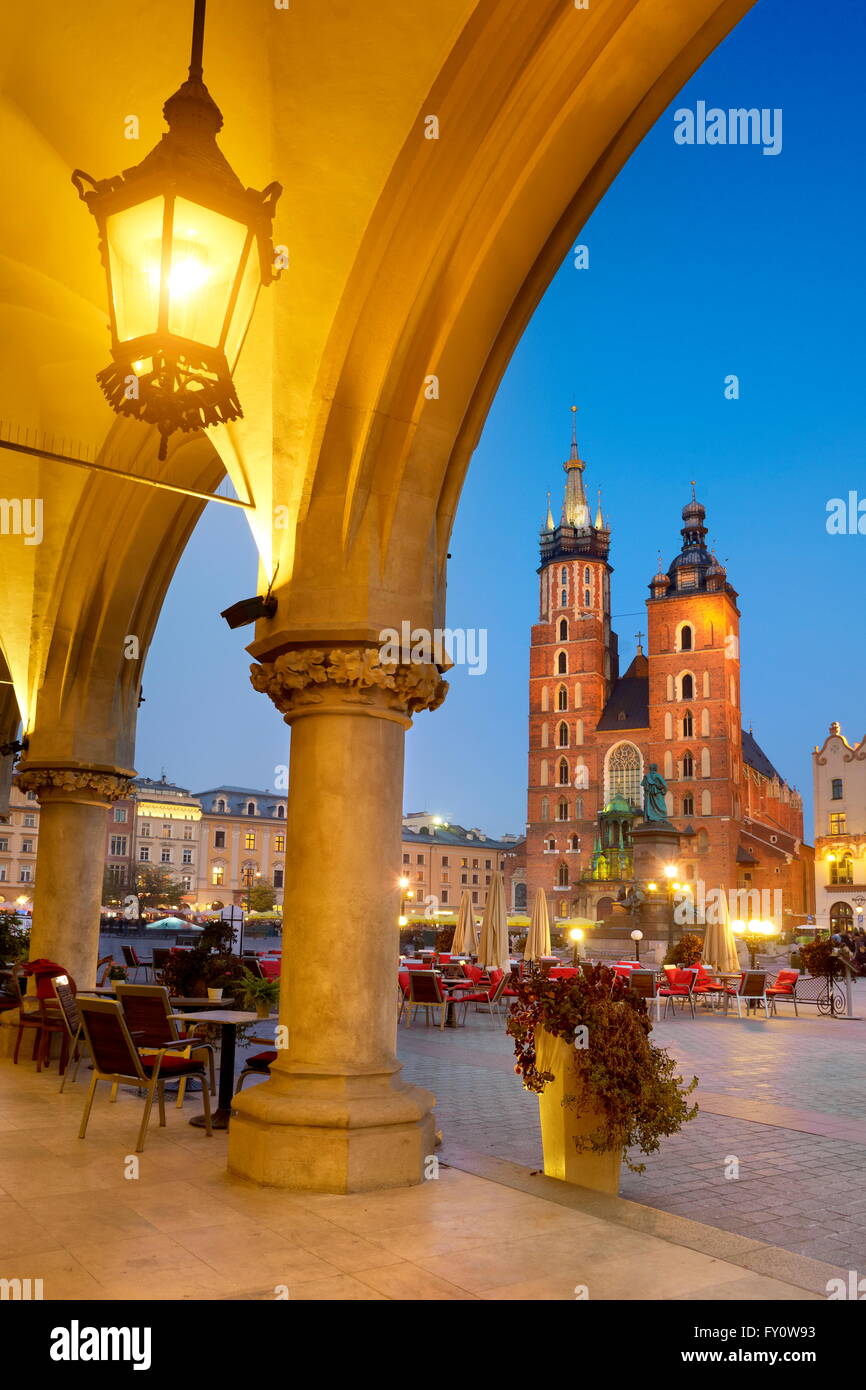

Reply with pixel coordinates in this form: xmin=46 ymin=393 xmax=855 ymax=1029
xmin=397 ymin=984 xmax=866 ymax=1271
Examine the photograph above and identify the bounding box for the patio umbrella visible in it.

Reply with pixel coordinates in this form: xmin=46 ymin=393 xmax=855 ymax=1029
xmin=477 ymin=872 xmax=509 ymax=971
xmin=524 ymin=888 xmax=552 ymax=962
xmin=451 ymin=890 xmax=475 ymax=955
xmin=145 ymin=916 xmax=202 ymax=931
xmin=702 ymin=889 xmax=739 ymax=973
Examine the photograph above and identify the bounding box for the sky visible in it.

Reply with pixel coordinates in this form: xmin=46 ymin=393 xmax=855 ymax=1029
xmin=136 ymin=0 xmax=866 ymax=841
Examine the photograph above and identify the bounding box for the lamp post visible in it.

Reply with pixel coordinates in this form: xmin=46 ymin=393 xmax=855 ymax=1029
xmin=630 ymin=928 xmax=643 ymax=963
xmin=569 ymin=927 xmax=584 ymax=966
xmin=72 ymin=0 xmax=282 ymax=459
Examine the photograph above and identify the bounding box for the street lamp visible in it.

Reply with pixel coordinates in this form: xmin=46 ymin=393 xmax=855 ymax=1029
xmin=72 ymin=0 xmax=282 ymax=459
xmin=630 ymin=928 xmax=643 ymax=962
xmin=569 ymin=927 xmax=584 ymax=966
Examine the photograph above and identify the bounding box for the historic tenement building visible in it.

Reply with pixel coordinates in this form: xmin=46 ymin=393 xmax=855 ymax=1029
xmin=526 ymin=416 xmax=814 ymax=928
xmin=812 ymin=723 xmax=866 ymax=933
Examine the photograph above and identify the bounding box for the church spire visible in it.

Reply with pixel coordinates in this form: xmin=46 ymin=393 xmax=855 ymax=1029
xmin=544 ymin=491 xmax=555 ymax=532
xmin=562 ymin=405 xmax=590 ymax=528
xmin=594 ymin=486 xmax=604 ymax=529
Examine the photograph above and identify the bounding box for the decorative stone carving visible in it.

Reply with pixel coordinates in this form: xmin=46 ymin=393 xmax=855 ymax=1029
xmin=14 ymin=767 xmax=134 ymax=801
xmin=250 ymin=646 xmax=449 ymax=719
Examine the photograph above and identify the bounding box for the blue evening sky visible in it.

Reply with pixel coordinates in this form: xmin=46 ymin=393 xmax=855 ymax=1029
xmin=137 ymin=0 xmax=866 ymax=841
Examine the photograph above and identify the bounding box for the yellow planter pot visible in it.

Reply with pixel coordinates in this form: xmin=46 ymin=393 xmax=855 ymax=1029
xmin=535 ymin=1027 xmax=622 ymax=1194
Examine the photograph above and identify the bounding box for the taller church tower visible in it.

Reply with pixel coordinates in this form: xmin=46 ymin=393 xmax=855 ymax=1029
xmin=525 ymin=410 xmax=615 ymax=915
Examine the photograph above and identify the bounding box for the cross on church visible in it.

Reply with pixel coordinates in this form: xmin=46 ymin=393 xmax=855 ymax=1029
xmin=635 ymin=630 xmax=645 ymax=654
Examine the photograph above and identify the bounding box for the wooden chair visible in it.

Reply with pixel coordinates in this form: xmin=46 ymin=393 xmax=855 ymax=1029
xmin=115 ymin=983 xmax=215 ymax=1107
xmin=121 ymin=945 xmax=152 ymax=981
xmin=404 ymin=970 xmax=451 ymax=1028
xmin=50 ymin=975 xmax=84 ymax=1090
xmin=628 ymin=969 xmax=662 ymax=1022
xmin=11 ymin=963 xmax=69 ymax=1071
xmin=733 ymin=970 xmax=769 ymax=1019
xmin=461 ymin=970 xmax=510 ymax=1022
xmin=77 ymin=997 xmax=213 ymax=1153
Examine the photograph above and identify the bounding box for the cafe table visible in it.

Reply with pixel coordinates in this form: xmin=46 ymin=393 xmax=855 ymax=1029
xmin=169 ymin=1008 xmax=259 ymax=1129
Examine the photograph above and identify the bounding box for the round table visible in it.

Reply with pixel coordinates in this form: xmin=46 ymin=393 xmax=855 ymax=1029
xmin=170 ymin=1008 xmax=259 ymax=1129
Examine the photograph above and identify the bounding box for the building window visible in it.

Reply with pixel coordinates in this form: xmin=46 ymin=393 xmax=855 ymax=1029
xmin=441 ymin=889 xmax=449 ymax=904
xmin=461 ymin=873 xmax=467 ymax=884
xmin=245 ymin=832 xmax=256 ymax=850
xmin=139 ymin=847 xmax=150 ymax=861
xmin=830 ymin=901 xmax=854 ymax=931
xmin=0 ymin=867 xmax=6 ymax=881
xmin=472 ymin=891 xmax=478 ymax=904
xmin=277 ymin=804 xmax=285 ymax=818
xmin=558 ymin=722 xmax=569 ymax=747
xmin=558 ymin=618 xmax=568 ymax=640
xmin=183 ymin=827 xmax=193 ymax=840
xmin=584 ymin=566 xmax=590 ymax=584
xmin=140 ymin=823 xmax=150 ymax=837
xmin=557 ymin=798 xmax=569 ymax=821
xmin=829 ymin=813 xmax=847 ymax=835
xmin=680 ymin=673 xmax=694 ymax=700
xmin=19 ymin=867 xmax=32 ymax=883
xmin=557 ymin=759 xmax=569 ymax=785
xmin=403 ymin=852 xmax=409 ymax=863
xmin=557 ymin=651 xmax=567 ymax=675
xmin=273 ymin=867 xmax=284 ymax=889
xmin=830 ymin=856 xmax=853 ymax=886
xmin=682 ymin=795 xmax=694 ymax=816
xmin=247 ymin=802 xmax=256 ymax=816
xmin=584 ymin=588 xmax=590 ymax=606
xmin=569 ymin=834 xmax=580 ymax=851
xmin=181 ymin=876 xmax=192 ymax=891
xmin=182 ymin=849 xmax=193 ymax=865
xmin=161 ymin=849 xmax=171 ymax=864
xmin=212 ymin=865 xmax=224 ymax=886
xmin=575 ymin=796 xmax=583 ymax=818
xmin=545 ymin=837 xmax=555 ymax=852
xmin=214 ymin=830 xmax=226 ymax=849
xmin=471 ymin=874 xmax=478 ymax=885
xmin=26 ymin=791 xmax=37 ymax=801
xmin=442 ymin=856 xmax=449 ymax=867
xmin=417 ymin=854 xmax=424 ymax=864
xmin=275 ymin=834 xmax=285 ymax=852
xmin=109 ymin=835 xmax=128 ymax=856
xmin=681 ymin=752 xmax=694 ymax=778
xmin=0 ymin=838 xmax=7 ymax=852
xmin=485 ymin=859 xmax=491 ymax=869
xmin=23 ymin=814 xmax=36 ymax=828
xmin=680 ymin=624 xmax=693 ymax=651
xmin=557 ymin=685 xmax=568 ymax=711
xmin=831 ymin=778 xmax=843 ymax=800
xmin=114 ymin=807 xmax=128 ymax=822
xmin=557 ymin=863 xmax=569 ymax=887
xmin=162 ymin=824 xmax=171 ymax=838
xmin=21 ymin=839 xmax=33 ymax=854
xmin=605 ymin=741 xmax=642 ymax=808
xmin=682 ymin=711 xmax=693 ymax=738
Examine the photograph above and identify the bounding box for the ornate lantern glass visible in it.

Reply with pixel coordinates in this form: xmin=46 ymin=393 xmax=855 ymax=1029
xmin=72 ymin=0 xmax=281 ymax=457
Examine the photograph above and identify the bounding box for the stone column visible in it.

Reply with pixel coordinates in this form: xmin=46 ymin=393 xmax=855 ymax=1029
xmin=15 ymin=766 xmax=133 ymax=991
xmin=228 ymin=644 xmax=446 ymax=1193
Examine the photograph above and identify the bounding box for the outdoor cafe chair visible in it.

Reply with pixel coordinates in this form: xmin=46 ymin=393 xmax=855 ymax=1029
xmin=397 ymin=970 xmax=411 ymax=1023
xmin=658 ymin=968 xmax=697 ymax=1019
xmin=50 ymin=975 xmax=85 ymax=1091
xmin=766 ymin=968 xmax=799 ymax=1016
xmin=11 ymin=962 xmax=71 ymax=1071
xmin=404 ymin=970 xmax=453 ymax=1029
xmin=461 ymin=969 xmax=510 ymax=1022
xmin=237 ymin=1037 xmax=278 ymax=1092
xmin=732 ymin=970 xmax=770 ymax=1020
xmin=151 ymin=948 xmax=172 ymax=982
xmin=121 ymin=945 xmax=152 ymax=981
xmin=77 ymin=997 xmax=213 ymax=1152
xmin=116 ymin=983 xmax=216 ymax=1108
xmin=628 ymin=969 xmax=663 ymax=1022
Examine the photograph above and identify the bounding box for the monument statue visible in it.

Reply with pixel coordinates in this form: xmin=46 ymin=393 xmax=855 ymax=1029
xmin=641 ymin=763 xmax=669 ymax=822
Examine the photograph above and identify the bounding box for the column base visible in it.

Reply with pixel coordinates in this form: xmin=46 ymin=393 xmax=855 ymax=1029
xmin=227 ymin=1068 xmax=436 ymax=1193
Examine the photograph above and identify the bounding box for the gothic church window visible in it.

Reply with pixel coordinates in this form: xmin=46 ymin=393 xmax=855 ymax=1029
xmin=558 ymin=758 xmax=569 ymax=785
xmin=682 ymin=710 xmax=693 ymax=738
xmin=557 ymin=863 xmax=570 ymax=887
xmin=557 ymin=651 xmax=567 ymax=675
xmin=680 ymin=673 xmax=694 ymax=700
xmin=682 ymin=752 xmax=694 ymax=778
xmin=605 ymin=741 xmax=642 ymax=807
xmin=679 ymin=623 xmax=693 ymax=652
xmin=557 ymin=722 xmax=569 ymax=747
xmin=557 ymin=798 xmax=569 ymax=820
xmin=559 ymin=618 xmax=568 ymax=640
xmin=557 ymin=685 xmax=568 ymax=711
xmin=683 ymin=794 xmax=695 ymax=816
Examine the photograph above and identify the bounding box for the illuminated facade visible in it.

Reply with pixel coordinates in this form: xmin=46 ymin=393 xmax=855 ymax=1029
xmin=812 ymin=723 xmax=866 ymax=933
xmin=527 ymin=424 xmax=813 ymax=928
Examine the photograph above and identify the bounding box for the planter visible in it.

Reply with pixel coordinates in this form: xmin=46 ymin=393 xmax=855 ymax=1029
xmin=534 ymin=1027 xmax=622 ymax=1194
xmin=255 ymin=1000 xmax=271 ymax=1020
xmin=207 ymin=988 xmax=224 ymax=1001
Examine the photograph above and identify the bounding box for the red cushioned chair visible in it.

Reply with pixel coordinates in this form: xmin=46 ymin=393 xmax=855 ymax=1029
xmin=461 ymin=970 xmax=510 ymax=1022
xmin=766 ymin=968 xmax=799 ymax=1016
xmin=12 ymin=962 xmax=73 ymax=1071
xmin=658 ymin=967 xmax=697 ymax=1019
xmin=397 ymin=969 xmax=411 ymax=1023
xmin=77 ymin=997 xmax=212 ymax=1152
xmin=115 ymin=983 xmax=216 ymax=1108
xmin=237 ymin=1039 xmax=278 ymax=1091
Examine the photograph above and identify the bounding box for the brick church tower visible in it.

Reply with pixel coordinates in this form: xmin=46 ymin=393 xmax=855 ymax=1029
xmin=524 ymin=422 xmax=813 ymax=933
xmin=526 ymin=409 xmax=615 ymax=917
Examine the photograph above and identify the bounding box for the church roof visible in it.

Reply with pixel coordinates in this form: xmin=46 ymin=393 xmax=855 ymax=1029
xmin=597 ymin=659 xmax=649 ymax=730
xmin=741 ymin=729 xmax=783 ymax=783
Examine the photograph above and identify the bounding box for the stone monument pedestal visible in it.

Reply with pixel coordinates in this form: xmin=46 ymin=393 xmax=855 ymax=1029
xmin=631 ymin=819 xmax=682 ymax=940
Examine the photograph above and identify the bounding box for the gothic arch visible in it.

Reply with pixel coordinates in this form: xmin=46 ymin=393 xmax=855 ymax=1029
xmin=604 ymin=741 xmax=643 ymax=807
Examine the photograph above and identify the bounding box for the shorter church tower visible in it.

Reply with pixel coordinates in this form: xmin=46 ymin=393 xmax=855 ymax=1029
xmin=526 ymin=410 xmax=615 ymax=919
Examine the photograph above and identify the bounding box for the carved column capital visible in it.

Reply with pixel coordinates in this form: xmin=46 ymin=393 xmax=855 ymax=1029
xmin=250 ymin=645 xmax=449 ymax=725
xmin=14 ymin=766 xmax=135 ymax=803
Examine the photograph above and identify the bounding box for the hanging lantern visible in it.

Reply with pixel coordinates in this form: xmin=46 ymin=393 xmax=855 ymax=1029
xmin=72 ymin=0 xmax=281 ymax=458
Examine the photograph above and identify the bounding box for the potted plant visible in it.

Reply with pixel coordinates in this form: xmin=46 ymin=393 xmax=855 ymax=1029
xmin=107 ymin=963 xmax=128 ymax=982
xmin=663 ymin=933 xmax=704 ymax=967
xmin=238 ymin=968 xmax=280 ymax=1019
xmin=508 ymin=963 xmax=697 ymax=1193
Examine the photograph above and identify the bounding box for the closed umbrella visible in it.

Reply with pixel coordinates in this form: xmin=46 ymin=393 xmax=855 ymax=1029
xmin=524 ymin=888 xmax=552 ymax=962
xmin=702 ymin=888 xmax=739 ymax=973
xmin=451 ymin=890 xmax=475 ymax=955
xmin=477 ymin=872 xmax=509 ymax=971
